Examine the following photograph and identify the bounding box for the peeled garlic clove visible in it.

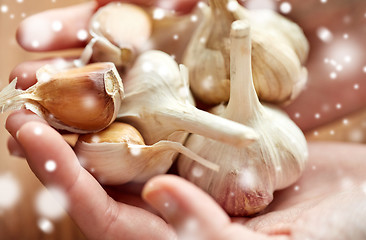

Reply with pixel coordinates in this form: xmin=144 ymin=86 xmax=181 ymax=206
xmin=117 ymin=50 xmax=258 ymax=147
xmin=178 ymin=20 xmax=308 ymax=216
xmin=81 ymin=2 xmax=152 ymax=67
xmin=75 ymin=122 xmax=219 ymax=184
xmin=0 ymin=62 xmax=124 ymax=133
xmin=183 ymin=0 xmax=309 ymax=105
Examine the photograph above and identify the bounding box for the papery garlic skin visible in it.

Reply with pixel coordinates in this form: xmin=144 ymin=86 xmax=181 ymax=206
xmin=183 ymin=0 xmax=309 ymax=105
xmin=75 ymin=122 xmax=219 ymax=184
xmin=178 ymin=20 xmax=308 ymax=216
xmin=117 ymin=50 xmax=258 ymax=148
xmin=80 ymin=2 xmax=152 ymax=67
xmin=0 ymin=62 xmax=124 ymax=133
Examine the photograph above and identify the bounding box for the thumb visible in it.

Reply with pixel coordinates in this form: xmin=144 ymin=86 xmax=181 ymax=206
xmin=142 ymin=175 xmax=231 ymax=239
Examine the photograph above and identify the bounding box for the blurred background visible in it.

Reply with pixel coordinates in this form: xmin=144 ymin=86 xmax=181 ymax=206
xmin=1 ymin=0 xmax=88 ymax=239
xmin=0 ymin=0 xmax=365 ymax=239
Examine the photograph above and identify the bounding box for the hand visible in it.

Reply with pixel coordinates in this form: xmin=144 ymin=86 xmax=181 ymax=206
xmin=7 ymin=112 xmax=366 ymax=239
xmin=5 ymin=0 xmax=366 ymax=239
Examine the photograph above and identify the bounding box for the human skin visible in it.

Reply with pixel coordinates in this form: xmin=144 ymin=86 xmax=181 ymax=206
xmin=5 ymin=0 xmax=366 ymax=239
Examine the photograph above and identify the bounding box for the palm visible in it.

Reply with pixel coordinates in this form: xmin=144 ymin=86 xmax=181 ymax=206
xmin=231 ymin=143 xmax=366 ymax=239
xmin=5 ymin=0 xmax=366 ymax=239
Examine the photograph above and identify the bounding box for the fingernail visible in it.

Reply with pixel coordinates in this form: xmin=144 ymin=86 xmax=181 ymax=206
xmin=142 ymin=182 xmax=178 ymax=219
xmin=16 ymin=130 xmax=21 ymax=139
xmin=10 ymin=148 xmax=25 ymax=158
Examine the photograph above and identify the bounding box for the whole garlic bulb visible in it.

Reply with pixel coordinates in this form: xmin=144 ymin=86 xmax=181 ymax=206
xmin=0 ymin=62 xmax=124 ymax=133
xmin=183 ymin=0 xmax=309 ymax=105
xmin=178 ymin=20 xmax=308 ymax=216
xmin=74 ymin=122 xmax=218 ymax=185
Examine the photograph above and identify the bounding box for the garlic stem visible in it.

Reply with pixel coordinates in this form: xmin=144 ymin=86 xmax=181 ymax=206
xmin=209 ymin=0 xmax=230 ymax=13
xmin=154 ymin=102 xmax=258 ymax=148
xmin=131 ymin=140 xmax=220 ymax=172
xmin=224 ymin=20 xmax=262 ymax=122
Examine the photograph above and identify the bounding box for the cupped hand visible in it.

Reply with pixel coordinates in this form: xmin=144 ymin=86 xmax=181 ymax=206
xmin=5 ymin=0 xmax=366 ymax=239
xmin=7 ymin=111 xmax=366 ymax=239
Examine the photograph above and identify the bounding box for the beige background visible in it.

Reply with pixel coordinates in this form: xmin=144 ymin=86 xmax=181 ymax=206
xmin=0 ymin=0 xmax=365 ymax=239
xmin=0 ymin=0 xmax=88 ymax=239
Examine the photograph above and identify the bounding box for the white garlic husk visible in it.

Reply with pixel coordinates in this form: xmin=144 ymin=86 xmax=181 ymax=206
xmin=79 ymin=2 xmax=152 ymax=68
xmin=117 ymin=50 xmax=258 ymax=147
xmin=183 ymin=0 xmax=309 ymax=105
xmin=0 ymin=62 xmax=124 ymax=133
xmin=178 ymin=20 xmax=308 ymax=216
xmin=74 ymin=122 xmax=218 ymax=184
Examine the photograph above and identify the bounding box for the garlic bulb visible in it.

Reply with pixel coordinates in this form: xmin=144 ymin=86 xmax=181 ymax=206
xmin=79 ymin=2 xmax=152 ymax=68
xmin=183 ymin=0 xmax=309 ymax=105
xmin=178 ymin=20 xmax=308 ymax=216
xmin=117 ymin=50 xmax=258 ymax=147
xmin=0 ymin=62 xmax=124 ymax=133
xmin=75 ymin=122 xmax=218 ymax=184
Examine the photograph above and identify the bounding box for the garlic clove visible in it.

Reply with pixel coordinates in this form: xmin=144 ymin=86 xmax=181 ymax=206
xmin=80 ymin=2 xmax=152 ymax=67
xmin=0 ymin=62 xmax=124 ymax=133
xmin=178 ymin=20 xmax=308 ymax=216
xmin=80 ymin=37 xmax=134 ymax=69
xmin=183 ymin=0 xmax=309 ymax=105
xmin=117 ymin=50 xmax=258 ymax=147
xmin=182 ymin=4 xmax=230 ymax=104
xmin=142 ymin=4 xmax=203 ymax=64
xmin=75 ymin=122 xmax=219 ymax=184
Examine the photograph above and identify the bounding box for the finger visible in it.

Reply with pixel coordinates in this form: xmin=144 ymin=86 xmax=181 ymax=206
xmin=143 ymin=175 xmax=231 ymax=239
xmin=97 ymin=0 xmax=200 ymax=13
xmin=9 ymin=58 xmax=77 ymax=90
xmin=6 ymin=114 xmax=174 ymax=240
xmin=5 ymin=109 xmax=48 ymax=158
xmin=7 ymin=136 xmax=25 ymax=159
xmin=17 ymin=2 xmax=96 ymax=52
xmin=5 ymin=109 xmax=48 ymax=137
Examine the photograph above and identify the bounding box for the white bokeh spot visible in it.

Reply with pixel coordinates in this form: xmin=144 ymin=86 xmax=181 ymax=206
xmin=227 ymin=0 xmax=239 ymax=12
xmin=153 ymin=8 xmax=165 ymax=20
xmin=45 ymin=160 xmax=57 ymax=172
xmin=1 ymin=5 xmax=8 ymax=13
xmin=246 ymin=0 xmax=276 ymax=10
xmin=129 ymin=146 xmax=142 ymax=157
xmin=317 ymin=27 xmax=333 ymax=43
xmin=38 ymin=218 xmax=54 ymax=234
xmin=34 ymin=126 xmax=43 ymax=136
xmin=77 ymin=29 xmax=88 ymax=41
xmin=31 ymin=40 xmax=40 ymax=48
xmin=82 ymin=95 xmax=99 ymax=110
xmin=51 ymin=20 xmax=63 ymax=32
xmin=191 ymin=166 xmax=204 ymax=178
xmin=279 ymin=2 xmax=292 ymax=14
xmin=0 ymin=173 xmax=21 ymax=209
xmin=239 ymin=168 xmax=257 ymax=190
xmin=142 ymin=62 xmax=153 ymax=73
xmin=35 ymin=186 xmax=68 ymax=220
xmin=190 ymin=15 xmax=198 ymax=22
